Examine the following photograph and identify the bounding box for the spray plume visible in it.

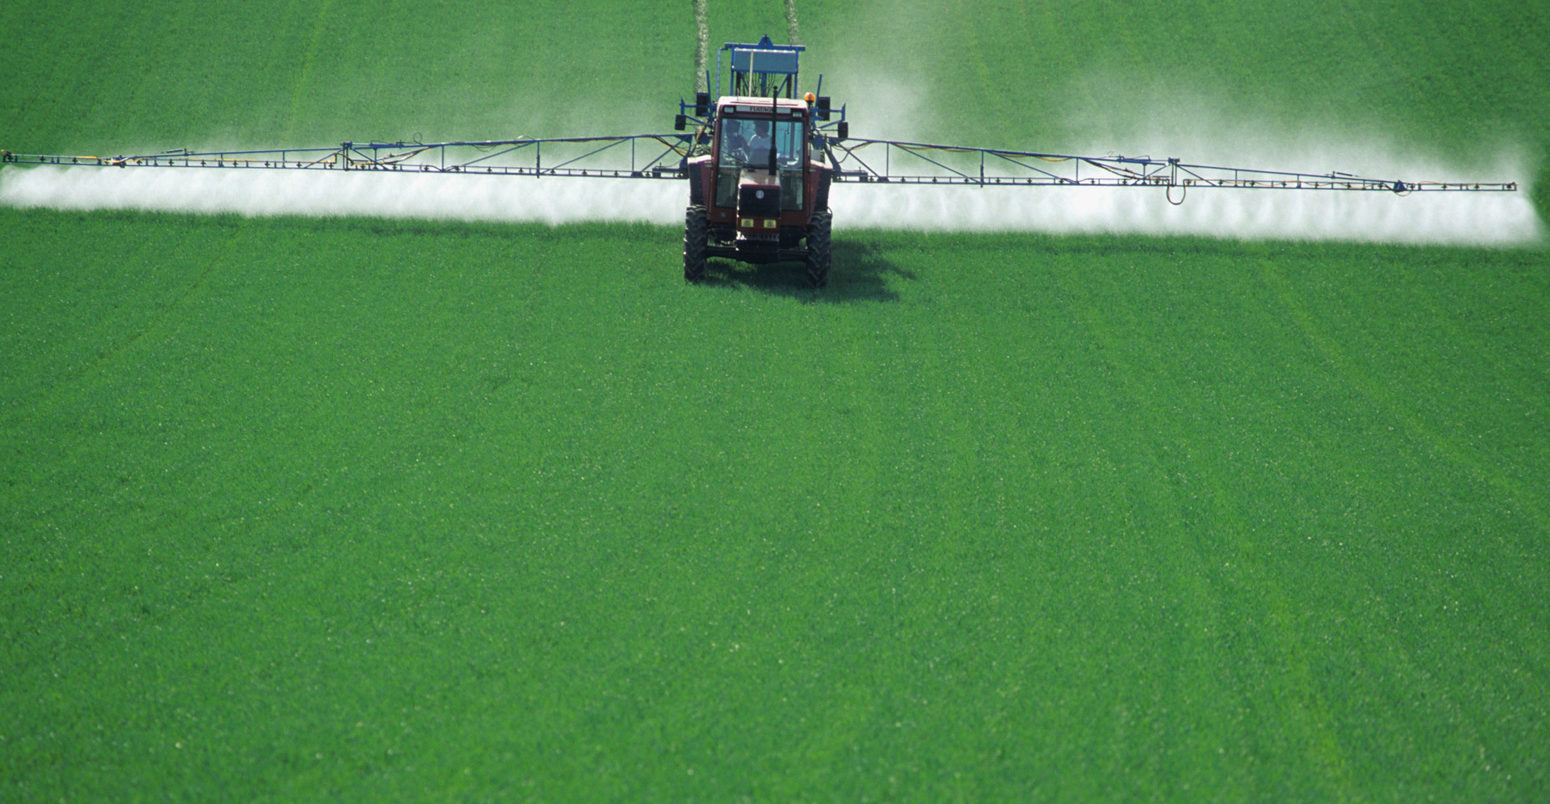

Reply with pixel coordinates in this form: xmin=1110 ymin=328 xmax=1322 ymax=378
xmin=1 ymin=155 xmax=1536 ymax=247
xmin=828 ymin=73 xmax=1541 ymax=247
xmin=0 ymin=167 xmax=689 ymax=226
xmin=1 ymin=87 xmax=1540 ymax=247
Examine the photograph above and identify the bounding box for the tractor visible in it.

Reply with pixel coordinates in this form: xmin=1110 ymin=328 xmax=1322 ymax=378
xmin=676 ymin=37 xmax=847 ymax=288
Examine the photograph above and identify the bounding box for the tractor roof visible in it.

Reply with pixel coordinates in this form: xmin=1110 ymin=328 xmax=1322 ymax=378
xmin=717 ymin=96 xmax=809 ymax=114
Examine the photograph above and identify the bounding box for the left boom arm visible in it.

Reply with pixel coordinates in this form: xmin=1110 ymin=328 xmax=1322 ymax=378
xmin=1 ymin=134 xmax=696 ymax=180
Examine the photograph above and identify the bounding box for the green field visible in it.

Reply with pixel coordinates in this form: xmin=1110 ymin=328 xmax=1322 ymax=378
xmin=3 ymin=1 xmax=1547 ymax=799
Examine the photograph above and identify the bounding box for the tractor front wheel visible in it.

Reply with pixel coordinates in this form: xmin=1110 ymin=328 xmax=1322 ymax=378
xmin=683 ymin=205 xmax=708 ymax=282
xmin=805 ymin=207 xmax=832 ymax=288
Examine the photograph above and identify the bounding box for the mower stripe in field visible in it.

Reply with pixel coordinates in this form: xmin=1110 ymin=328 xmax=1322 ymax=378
xmin=1032 ymin=262 xmax=1262 ymax=789
xmin=784 ymin=0 xmax=801 ymax=45
xmin=283 ymin=0 xmax=336 ymax=141
xmin=1262 ymin=260 xmax=1520 ymax=784
xmin=1256 ymin=259 xmax=1550 ymax=534
xmin=1057 ymin=259 xmax=1358 ymax=795
xmin=1246 ymin=256 xmax=1538 ymax=786
xmin=1045 ymin=292 xmax=1251 ymax=783
xmin=1 ymin=219 xmax=250 ymax=423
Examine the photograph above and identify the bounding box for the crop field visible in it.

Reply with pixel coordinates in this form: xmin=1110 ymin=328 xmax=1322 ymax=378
xmin=3 ymin=0 xmax=1547 ymax=800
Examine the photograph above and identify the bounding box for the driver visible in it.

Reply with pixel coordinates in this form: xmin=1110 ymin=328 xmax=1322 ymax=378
xmin=744 ymin=120 xmax=773 ymax=165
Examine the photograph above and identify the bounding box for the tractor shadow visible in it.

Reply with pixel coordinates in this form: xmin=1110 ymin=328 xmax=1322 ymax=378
xmin=699 ymin=239 xmax=912 ymax=303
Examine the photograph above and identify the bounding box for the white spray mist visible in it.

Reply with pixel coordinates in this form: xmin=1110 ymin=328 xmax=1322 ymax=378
xmin=0 ymin=134 xmax=1539 ymax=247
xmin=0 ymin=166 xmax=689 ymax=226
xmin=2 ymin=158 xmax=1536 ymax=247
xmin=830 ymin=176 xmax=1540 ymax=247
xmin=820 ymin=68 xmax=1542 ymax=246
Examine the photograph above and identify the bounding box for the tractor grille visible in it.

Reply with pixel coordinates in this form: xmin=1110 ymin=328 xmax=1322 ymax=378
xmin=738 ymin=184 xmax=781 ymax=218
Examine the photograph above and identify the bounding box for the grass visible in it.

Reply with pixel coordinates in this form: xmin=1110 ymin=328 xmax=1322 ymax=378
xmin=4 ymin=208 xmax=1546 ymax=798
xmin=3 ymin=0 xmax=1548 ymax=798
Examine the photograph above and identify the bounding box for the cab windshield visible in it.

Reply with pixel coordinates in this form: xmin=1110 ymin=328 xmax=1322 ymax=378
xmin=718 ymin=118 xmax=802 ymax=170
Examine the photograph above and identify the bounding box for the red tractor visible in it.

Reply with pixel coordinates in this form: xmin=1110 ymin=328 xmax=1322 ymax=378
xmin=676 ymin=38 xmax=845 ymax=288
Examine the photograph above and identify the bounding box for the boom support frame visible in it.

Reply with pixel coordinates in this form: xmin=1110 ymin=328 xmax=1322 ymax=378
xmin=2 ymin=135 xmax=694 ymax=180
xmin=4 ymin=133 xmax=1516 ymax=199
xmin=821 ymin=138 xmax=1518 ymax=195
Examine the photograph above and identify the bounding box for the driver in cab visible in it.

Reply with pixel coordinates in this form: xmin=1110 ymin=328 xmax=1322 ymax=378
xmin=733 ymin=119 xmax=773 ymax=167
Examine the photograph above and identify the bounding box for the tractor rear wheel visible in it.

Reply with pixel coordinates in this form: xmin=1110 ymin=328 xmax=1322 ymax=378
xmin=805 ymin=207 xmax=832 ymax=288
xmin=683 ymin=205 xmax=708 ymax=282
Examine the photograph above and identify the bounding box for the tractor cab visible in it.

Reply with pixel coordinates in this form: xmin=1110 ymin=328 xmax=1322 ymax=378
xmin=711 ymin=97 xmax=811 ymax=234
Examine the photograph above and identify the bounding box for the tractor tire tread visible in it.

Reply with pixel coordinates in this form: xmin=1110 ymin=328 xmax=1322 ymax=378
xmin=805 ymin=207 xmax=832 ymax=289
xmin=683 ymin=204 xmax=708 ymax=282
